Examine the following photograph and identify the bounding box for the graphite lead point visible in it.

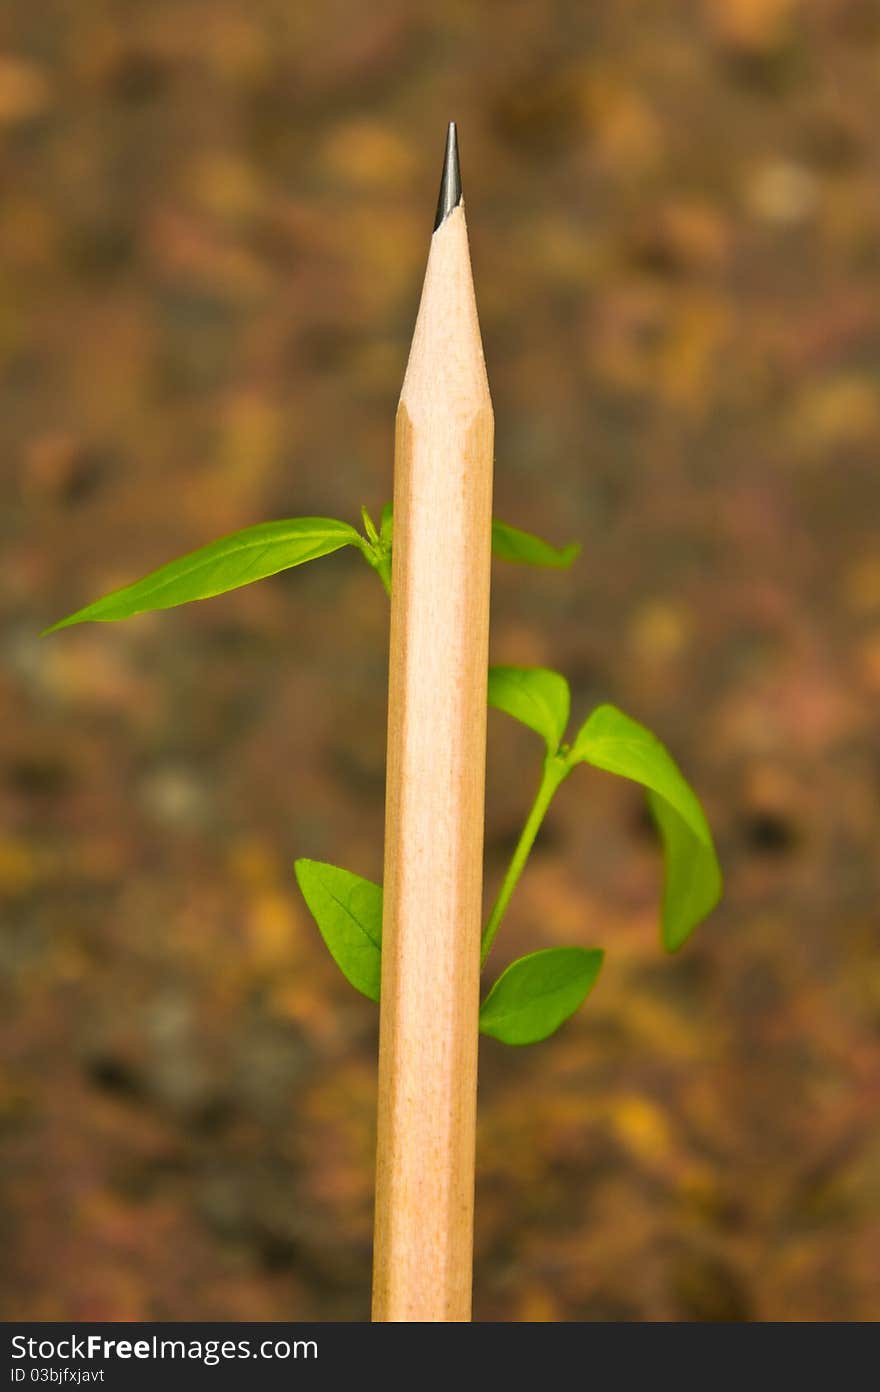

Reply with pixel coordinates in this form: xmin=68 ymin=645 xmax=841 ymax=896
xmin=433 ymin=121 xmax=462 ymax=231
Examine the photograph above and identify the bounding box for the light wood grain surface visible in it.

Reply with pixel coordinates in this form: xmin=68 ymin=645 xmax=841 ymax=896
xmin=372 ymin=203 xmax=494 ymax=1322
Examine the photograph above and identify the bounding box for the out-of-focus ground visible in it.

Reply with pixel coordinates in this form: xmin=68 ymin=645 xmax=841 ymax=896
xmin=1 ymin=0 xmax=879 ymax=1321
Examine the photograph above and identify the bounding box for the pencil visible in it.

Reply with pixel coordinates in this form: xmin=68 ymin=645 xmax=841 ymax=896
xmin=372 ymin=123 xmax=494 ymax=1323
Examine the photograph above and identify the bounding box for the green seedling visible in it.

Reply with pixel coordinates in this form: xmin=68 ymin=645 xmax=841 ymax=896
xmin=44 ymin=504 xmax=722 ymax=1046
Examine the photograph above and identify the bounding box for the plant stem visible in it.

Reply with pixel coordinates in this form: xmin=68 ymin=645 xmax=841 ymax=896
xmin=480 ymin=754 xmax=569 ymax=966
xmin=355 ymin=532 xmax=393 ymax=597
xmin=374 ymin=552 xmax=393 ymax=596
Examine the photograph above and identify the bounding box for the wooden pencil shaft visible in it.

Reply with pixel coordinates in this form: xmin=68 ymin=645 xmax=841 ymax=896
xmin=372 ymin=203 xmax=494 ymax=1322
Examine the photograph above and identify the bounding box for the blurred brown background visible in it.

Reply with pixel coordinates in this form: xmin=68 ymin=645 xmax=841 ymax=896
xmin=2 ymin=0 xmax=879 ymax=1321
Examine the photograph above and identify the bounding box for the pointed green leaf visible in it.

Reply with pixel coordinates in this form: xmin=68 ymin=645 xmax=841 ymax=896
xmin=491 ymin=519 xmax=580 ymax=569
xmin=43 ymin=517 xmax=362 ymax=633
xmin=360 ymin=506 xmax=380 ymax=545
xmin=570 ymin=705 xmax=722 ymax=951
xmin=488 ymin=665 xmax=570 ymax=754
xmin=479 ymin=946 xmax=604 ymax=1045
xmin=294 ymin=859 xmax=382 ymax=1002
xmin=379 ymin=502 xmax=393 ymax=543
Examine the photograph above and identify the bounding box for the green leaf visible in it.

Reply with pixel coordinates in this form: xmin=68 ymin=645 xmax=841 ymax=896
xmin=479 ymin=946 xmax=604 ymax=1045
xmin=294 ymin=859 xmax=382 ymax=1002
xmin=42 ymin=517 xmax=362 ymax=633
xmin=570 ymin=705 xmax=722 ymax=951
xmin=488 ymin=665 xmax=570 ymax=754
xmin=490 ymin=519 xmax=580 ymax=569
xmin=379 ymin=502 xmax=393 ymax=543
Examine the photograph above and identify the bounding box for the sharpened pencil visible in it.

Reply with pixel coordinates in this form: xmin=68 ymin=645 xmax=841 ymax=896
xmin=372 ymin=123 xmax=494 ymax=1323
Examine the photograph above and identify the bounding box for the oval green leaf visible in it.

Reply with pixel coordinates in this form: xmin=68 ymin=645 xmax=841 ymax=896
xmin=43 ymin=517 xmax=362 ymax=633
xmin=479 ymin=946 xmax=604 ymax=1045
xmin=294 ymin=858 xmax=382 ymax=1002
xmin=570 ymin=704 xmax=722 ymax=952
xmin=490 ymin=519 xmax=580 ymax=569
xmin=488 ymin=665 xmax=571 ymax=754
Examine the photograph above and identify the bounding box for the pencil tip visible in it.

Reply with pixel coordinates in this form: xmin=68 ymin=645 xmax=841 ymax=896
xmin=433 ymin=121 xmax=462 ymax=231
